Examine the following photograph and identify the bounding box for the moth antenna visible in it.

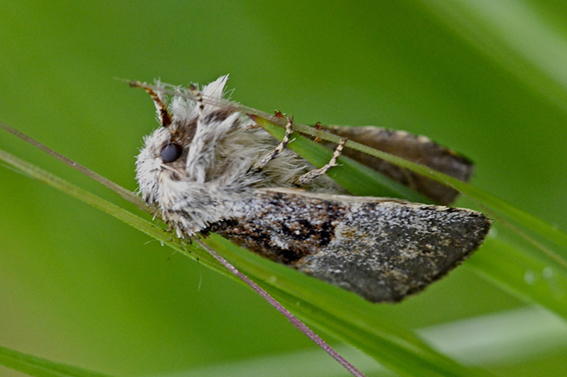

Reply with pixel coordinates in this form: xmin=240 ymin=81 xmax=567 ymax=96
xmin=130 ymin=81 xmax=172 ymax=127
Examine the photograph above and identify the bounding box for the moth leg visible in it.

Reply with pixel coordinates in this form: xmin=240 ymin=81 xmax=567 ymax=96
xmin=253 ymin=116 xmax=294 ymax=171
xmin=294 ymin=138 xmax=347 ymax=186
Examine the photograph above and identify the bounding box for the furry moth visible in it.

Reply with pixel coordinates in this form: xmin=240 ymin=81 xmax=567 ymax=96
xmin=134 ymin=76 xmax=491 ymax=303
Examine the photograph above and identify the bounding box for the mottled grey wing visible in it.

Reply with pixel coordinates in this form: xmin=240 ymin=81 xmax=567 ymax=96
xmin=320 ymin=125 xmax=474 ymax=205
xmin=210 ymin=188 xmax=491 ymax=303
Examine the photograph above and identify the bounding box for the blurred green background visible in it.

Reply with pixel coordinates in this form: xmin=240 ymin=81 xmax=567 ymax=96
xmin=1 ymin=1 xmax=566 ymax=376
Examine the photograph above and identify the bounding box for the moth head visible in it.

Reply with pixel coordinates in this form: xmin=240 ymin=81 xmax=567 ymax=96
xmin=134 ymin=76 xmax=231 ymax=205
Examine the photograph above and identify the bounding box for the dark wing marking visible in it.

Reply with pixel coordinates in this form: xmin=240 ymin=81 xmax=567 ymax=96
xmin=320 ymin=125 xmax=474 ymax=205
xmin=210 ymin=188 xmax=491 ymax=302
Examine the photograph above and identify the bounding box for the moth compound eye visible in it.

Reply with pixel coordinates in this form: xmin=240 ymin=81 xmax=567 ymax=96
xmin=160 ymin=143 xmax=183 ymax=163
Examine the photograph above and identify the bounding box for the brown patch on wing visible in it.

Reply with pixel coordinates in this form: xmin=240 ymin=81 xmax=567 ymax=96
xmin=209 ymin=191 xmax=341 ymax=264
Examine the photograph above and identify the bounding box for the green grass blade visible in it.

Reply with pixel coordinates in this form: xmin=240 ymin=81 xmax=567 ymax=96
xmin=0 ymin=344 xmax=112 ymax=377
xmin=467 ymin=235 xmax=567 ymax=317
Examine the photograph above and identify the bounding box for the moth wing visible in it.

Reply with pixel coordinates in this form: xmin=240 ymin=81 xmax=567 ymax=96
xmin=212 ymin=188 xmax=491 ymax=303
xmin=320 ymin=125 xmax=474 ymax=205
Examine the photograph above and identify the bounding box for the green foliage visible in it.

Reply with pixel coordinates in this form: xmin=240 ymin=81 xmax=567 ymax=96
xmin=1 ymin=1 xmax=567 ymax=376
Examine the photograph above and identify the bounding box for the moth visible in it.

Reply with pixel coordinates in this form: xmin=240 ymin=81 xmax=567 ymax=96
xmin=134 ymin=76 xmax=491 ymax=303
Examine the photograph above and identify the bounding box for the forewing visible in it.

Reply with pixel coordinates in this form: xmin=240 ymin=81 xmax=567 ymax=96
xmin=321 ymin=125 xmax=474 ymax=205
xmin=210 ymin=188 xmax=491 ymax=303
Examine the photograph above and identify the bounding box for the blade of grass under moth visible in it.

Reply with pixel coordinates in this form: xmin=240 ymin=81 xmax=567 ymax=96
xmin=0 ymin=147 xmax=490 ymax=377
xmin=254 ymin=116 xmax=567 ymax=319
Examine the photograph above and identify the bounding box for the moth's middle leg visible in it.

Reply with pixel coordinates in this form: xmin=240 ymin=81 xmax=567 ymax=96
xmin=294 ymin=138 xmax=347 ymax=186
